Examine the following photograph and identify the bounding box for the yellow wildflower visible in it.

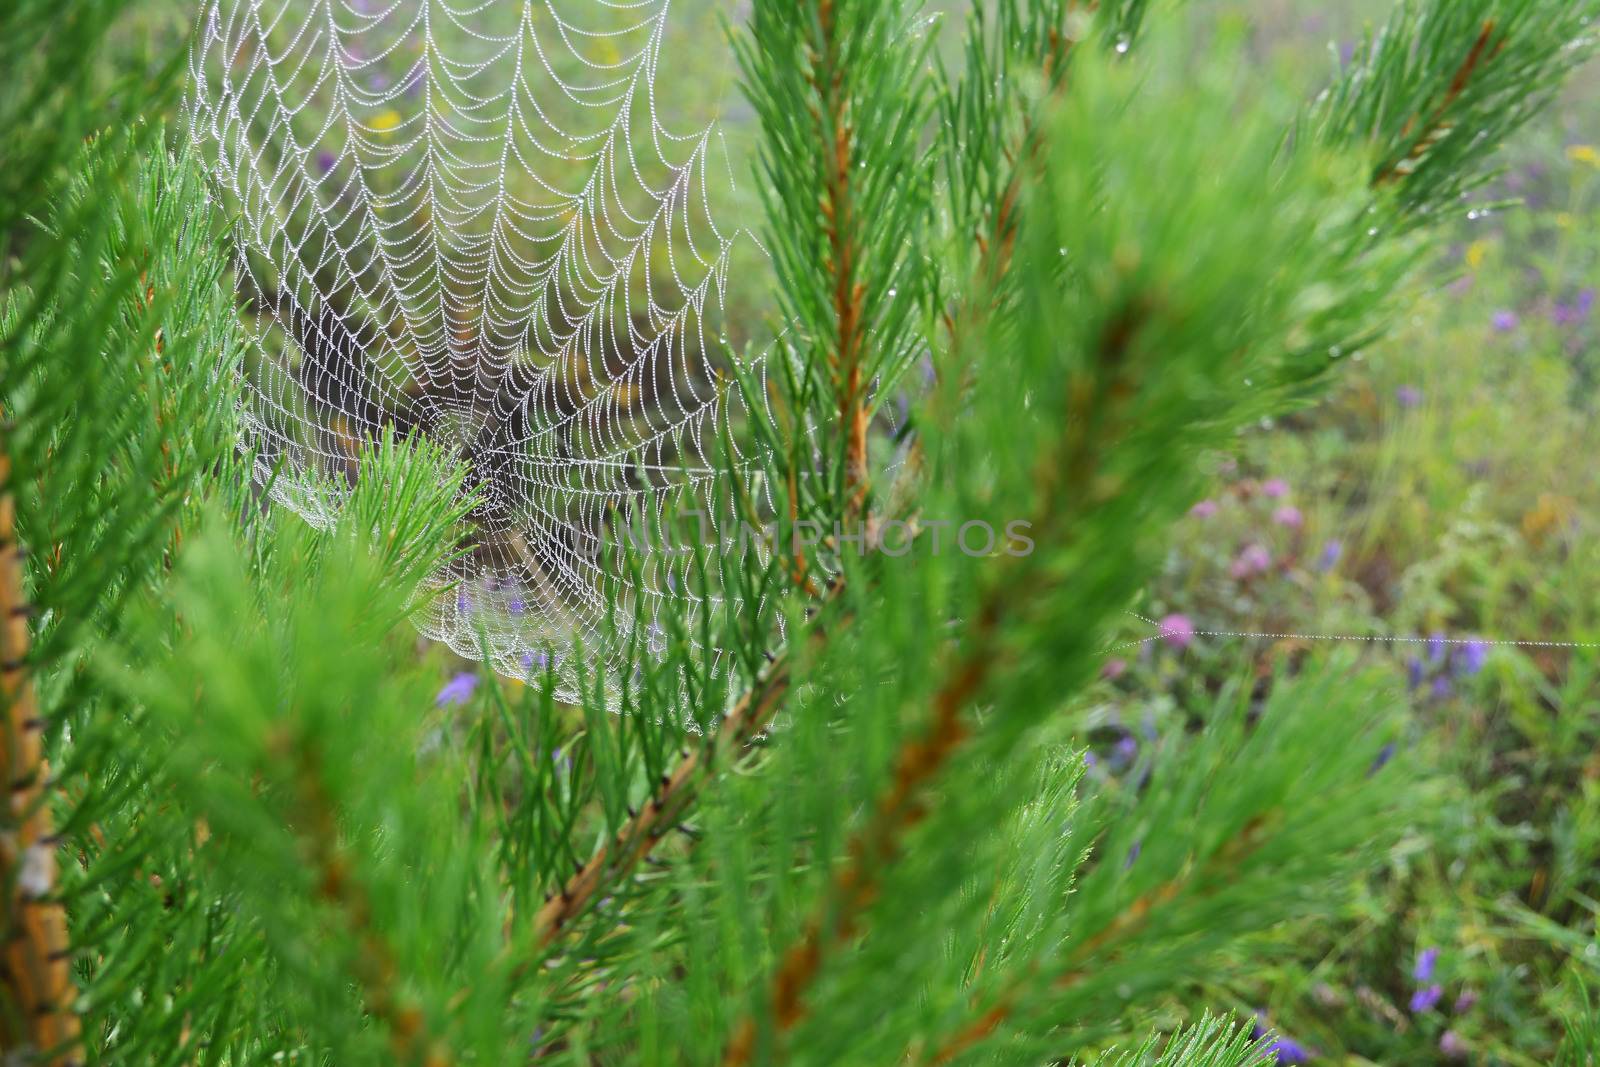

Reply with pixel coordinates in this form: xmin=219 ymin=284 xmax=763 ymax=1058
xmin=1566 ymin=144 xmax=1600 ymax=168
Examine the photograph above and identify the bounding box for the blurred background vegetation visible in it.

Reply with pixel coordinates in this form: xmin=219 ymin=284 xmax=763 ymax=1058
xmin=21 ymin=1 xmax=1600 ymax=1063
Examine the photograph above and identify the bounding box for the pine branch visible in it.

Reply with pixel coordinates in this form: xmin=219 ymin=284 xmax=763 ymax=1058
xmin=734 ymin=0 xmax=933 ymax=539
xmin=1371 ymin=19 xmax=1502 ymax=188
xmin=968 ymin=6 xmax=1082 ymax=289
xmin=718 ymin=637 xmax=985 ymax=1066
xmin=277 ymin=722 xmax=454 ymax=1067
xmin=0 ymin=450 xmax=80 ymax=1067
xmin=938 ymin=4 xmax=1078 ymax=361
xmin=529 ymin=652 xmax=795 ymax=948
xmin=914 ymin=820 xmax=1278 ymax=1065
xmin=1311 ymin=0 xmax=1599 ymax=223
xmin=721 ymin=289 xmax=1147 ymax=1064
xmin=810 ymin=0 xmax=870 ymax=520
xmin=531 ymin=2 xmax=1156 ymax=1030
xmin=523 ymin=571 xmax=850 ymax=957
xmin=527 ymin=0 xmax=950 ymax=961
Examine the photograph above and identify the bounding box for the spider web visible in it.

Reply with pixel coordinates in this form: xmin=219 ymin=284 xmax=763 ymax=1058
xmin=187 ymin=0 xmax=772 ymax=696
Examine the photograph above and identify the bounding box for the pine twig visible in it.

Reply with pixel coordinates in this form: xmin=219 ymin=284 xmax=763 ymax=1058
xmin=914 ymin=816 xmax=1279 ymax=1065
xmin=720 ymin=617 xmax=997 ymax=1067
xmin=0 ymin=449 xmax=81 ymax=1067
xmin=528 ymin=584 xmax=849 ymax=952
xmin=812 ymin=0 xmax=870 ymax=521
xmin=532 ymin=0 xmax=1093 ymax=998
xmin=278 ymin=729 xmax=452 ymax=1067
xmin=1372 ymin=19 xmax=1501 ymax=187
xmin=720 ymin=295 xmax=1145 ymax=1066
xmin=529 ymin=657 xmax=794 ymax=948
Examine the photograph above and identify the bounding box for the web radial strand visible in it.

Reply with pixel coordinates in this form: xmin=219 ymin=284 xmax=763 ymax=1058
xmin=187 ymin=0 xmax=767 ymax=698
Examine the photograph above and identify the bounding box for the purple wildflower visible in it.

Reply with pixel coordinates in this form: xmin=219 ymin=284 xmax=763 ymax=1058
xmin=1414 ymin=947 xmax=1440 ymax=982
xmin=1553 ymin=288 xmax=1596 ymax=327
xmin=1231 ymin=543 xmax=1273 ymax=579
xmin=1447 ymin=275 xmax=1474 ymax=297
xmin=1367 ymin=742 xmax=1397 ymax=777
xmin=1262 ymin=478 xmax=1290 ymax=499
xmin=1431 ymin=676 xmax=1453 ymax=701
xmin=1428 ymin=632 xmax=1447 ymax=663
xmin=1273 ymin=505 xmax=1304 ymax=530
xmin=1410 ymin=984 xmax=1444 ymax=1013
xmin=1100 ymin=658 xmax=1128 ymax=681
xmin=1396 ymin=384 xmax=1423 ymax=409
xmin=1114 ymin=735 xmax=1139 ymax=763
xmin=1083 ymin=751 xmax=1098 ymax=769
xmin=1265 ymin=1037 xmax=1311 ymax=1065
xmin=316 ymin=150 xmax=336 ymax=174
xmin=1453 ymin=989 xmax=1478 ymax=1015
xmin=1317 ymin=539 xmax=1344 ymax=572
xmin=521 ymin=650 xmax=549 ymax=672
xmin=435 ymin=672 xmax=477 ymax=708
xmin=1491 ymin=309 xmax=1519 ymax=332
xmin=1455 ymin=639 xmax=1489 ymax=676
xmin=1250 ymin=1016 xmax=1310 ymax=1065
xmin=456 ymin=591 xmax=471 ymax=614
xmin=1157 ymin=613 xmax=1194 ymax=650
xmin=508 ymin=596 xmax=526 ymax=616
xmin=1439 ymin=1031 xmax=1467 ymax=1059
xmin=1189 ymin=499 xmax=1220 ymax=519
xmin=1406 ymin=658 xmax=1425 ymax=691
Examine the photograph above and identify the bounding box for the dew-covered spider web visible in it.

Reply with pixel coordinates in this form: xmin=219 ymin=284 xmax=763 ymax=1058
xmin=187 ymin=0 xmax=774 ymax=697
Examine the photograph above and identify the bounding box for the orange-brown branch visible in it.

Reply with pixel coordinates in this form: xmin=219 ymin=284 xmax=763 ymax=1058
xmin=813 ymin=0 xmax=870 ymax=521
xmin=916 ymin=814 xmax=1279 ymax=1064
xmin=280 ymin=734 xmax=451 ymax=1067
xmin=529 ymin=0 xmax=1096 ymax=1026
xmin=529 ymin=654 xmax=797 ymax=948
xmin=721 ymin=630 xmax=996 ymax=1067
xmin=0 ymin=449 xmax=81 ymax=1067
xmin=1373 ymin=20 xmax=1501 ymax=187
xmin=525 ymin=580 xmax=849 ymax=956
xmin=723 ymin=283 xmax=1147 ymax=1067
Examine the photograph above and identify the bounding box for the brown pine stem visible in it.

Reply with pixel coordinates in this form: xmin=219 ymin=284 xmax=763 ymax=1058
xmin=519 ymin=0 xmax=868 ymax=963
xmin=1372 ymin=19 xmax=1501 ymax=187
xmin=913 ymin=817 xmax=1277 ymax=1066
xmin=528 ymin=656 xmax=794 ymax=948
xmin=721 ymin=291 xmax=1145 ymax=1066
xmin=0 ymin=449 xmax=81 ymax=1067
xmin=720 ymin=623 xmax=997 ymax=1067
xmin=936 ymin=4 xmax=1084 ymax=410
xmin=523 ymin=581 xmax=850 ymax=958
xmin=812 ymin=0 xmax=869 ymax=523
xmin=525 ymin=0 xmax=1096 ymax=1007
xmin=276 ymin=730 xmax=452 ymax=1067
